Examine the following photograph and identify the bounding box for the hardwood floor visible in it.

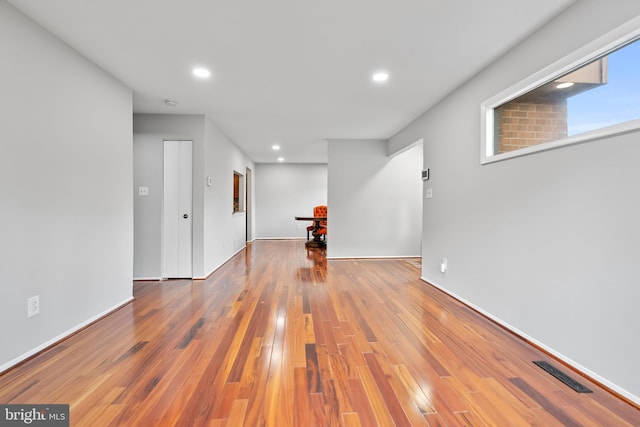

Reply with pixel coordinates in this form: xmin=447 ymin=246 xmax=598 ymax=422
xmin=1 ymin=240 xmax=638 ymax=426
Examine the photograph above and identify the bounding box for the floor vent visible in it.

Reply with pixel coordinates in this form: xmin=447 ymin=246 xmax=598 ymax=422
xmin=533 ymin=361 xmax=592 ymax=393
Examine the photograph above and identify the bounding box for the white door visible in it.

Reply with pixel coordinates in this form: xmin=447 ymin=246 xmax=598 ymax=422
xmin=162 ymin=140 xmax=192 ymax=278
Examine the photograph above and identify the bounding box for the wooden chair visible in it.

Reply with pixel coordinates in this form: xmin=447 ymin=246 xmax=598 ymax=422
xmin=306 ymin=205 xmax=327 ymax=240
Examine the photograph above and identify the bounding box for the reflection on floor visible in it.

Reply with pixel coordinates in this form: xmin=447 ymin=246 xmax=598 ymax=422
xmin=404 ymin=257 xmax=422 ymax=269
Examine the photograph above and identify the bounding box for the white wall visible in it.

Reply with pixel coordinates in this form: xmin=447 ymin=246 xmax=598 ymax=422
xmin=327 ymin=140 xmax=423 ymax=258
xmin=389 ymin=1 xmax=640 ymax=402
xmin=0 ymin=2 xmax=133 ymax=370
xmin=133 ymin=114 xmax=254 ymax=280
xmin=254 ymin=163 xmax=327 ymax=239
xmin=203 ymin=118 xmax=255 ymax=276
xmin=133 ymin=114 xmax=205 ymax=279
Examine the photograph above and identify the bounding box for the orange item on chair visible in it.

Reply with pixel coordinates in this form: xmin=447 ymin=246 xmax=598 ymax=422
xmin=306 ymin=205 xmax=327 ymax=240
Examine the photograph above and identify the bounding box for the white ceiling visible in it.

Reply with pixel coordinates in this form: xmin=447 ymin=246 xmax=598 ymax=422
xmin=9 ymin=0 xmax=572 ymax=163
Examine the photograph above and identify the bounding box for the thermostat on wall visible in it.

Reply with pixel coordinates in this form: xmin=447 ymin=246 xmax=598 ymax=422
xmin=421 ymin=169 xmax=430 ymax=180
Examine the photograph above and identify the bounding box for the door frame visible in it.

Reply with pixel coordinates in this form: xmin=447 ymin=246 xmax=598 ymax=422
xmin=245 ymin=166 xmax=253 ymax=242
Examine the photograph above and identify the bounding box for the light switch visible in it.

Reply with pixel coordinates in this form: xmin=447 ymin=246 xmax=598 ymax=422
xmin=138 ymin=187 xmax=149 ymax=196
xmin=425 ymin=188 xmax=433 ymax=199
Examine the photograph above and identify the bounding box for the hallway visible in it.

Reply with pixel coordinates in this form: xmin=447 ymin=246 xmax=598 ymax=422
xmin=0 ymin=240 xmax=638 ymax=425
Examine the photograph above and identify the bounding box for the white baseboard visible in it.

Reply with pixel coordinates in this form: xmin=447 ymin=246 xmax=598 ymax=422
xmin=421 ymin=276 xmax=640 ymax=407
xmin=327 ymin=255 xmax=420 ymax=260
xmin=195 ymin=246 xmax=248 ymax=280
xmin=0 ymin=297 xmax=134 ymax=375
xmin=253 ymin=237 xmax=306 ymax=240
xmin=133 ymin=277 xmax=162 ymax=281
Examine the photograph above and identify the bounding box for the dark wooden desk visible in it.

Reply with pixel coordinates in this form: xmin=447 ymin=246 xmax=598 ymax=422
xmin=295 ymin=216 xmax=327 ymax=248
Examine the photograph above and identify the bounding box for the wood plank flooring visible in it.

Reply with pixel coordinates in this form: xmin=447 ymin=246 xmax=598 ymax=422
xmin=1 ymin=240 xmax=638 ymax=426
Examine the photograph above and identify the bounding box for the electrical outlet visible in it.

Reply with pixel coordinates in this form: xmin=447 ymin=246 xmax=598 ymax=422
xmin=440 ymin=258 xmax=447 ymax=273
xmin=27 ymin=295 xmax=40 ymax=318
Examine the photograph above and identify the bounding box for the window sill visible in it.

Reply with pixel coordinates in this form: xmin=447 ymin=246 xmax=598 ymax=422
xmin=481 ymin=117 xmax=640 ymax=164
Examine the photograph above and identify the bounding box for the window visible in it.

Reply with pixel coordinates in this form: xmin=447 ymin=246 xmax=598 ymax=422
xmin=233 ymin=171 xmax=245 ymax=214
xmin=481 ymin=19 xmax=640 ymax=164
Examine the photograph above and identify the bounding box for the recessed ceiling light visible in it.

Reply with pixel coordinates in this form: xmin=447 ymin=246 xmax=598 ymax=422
xmin=372 ymin=71 xmax=389 ymax=83
xmin=277 ymin=157 xmax=284 ymax=162
xmin=556 ymin=82 xmax=574 ymax=89
xmin=164 ymin=99 xmax=178 ymax=107
xmin=272 ymin=145 xmax=281 ymax=150
xmin=193 ymin=67 xmax=211 ymax=78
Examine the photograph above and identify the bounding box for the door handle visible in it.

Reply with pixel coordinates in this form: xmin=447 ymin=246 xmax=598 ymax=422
xmin=183 ymin=214 xmax=189 ymax=219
